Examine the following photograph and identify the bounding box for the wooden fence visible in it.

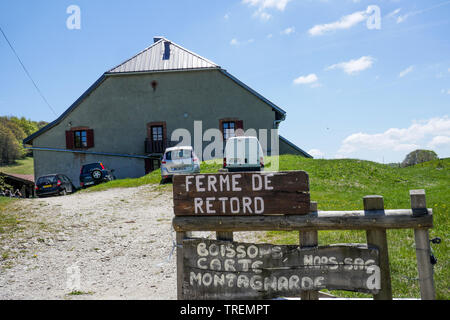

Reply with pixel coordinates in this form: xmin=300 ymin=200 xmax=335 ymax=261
xmin=172 ymin=172 xmax=435 ymax=300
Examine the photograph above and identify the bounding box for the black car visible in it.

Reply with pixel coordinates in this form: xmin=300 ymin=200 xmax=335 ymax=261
xmin=35 ymin=174 xmax=75 ymax=197
xmin=79 ymin=162 xmax=115 ymax=188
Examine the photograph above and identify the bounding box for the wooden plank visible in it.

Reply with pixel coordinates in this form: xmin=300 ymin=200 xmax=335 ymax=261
xmin=364 ymin=195 xmax=392 ymax=300
xmin=299 ymin=201 xmax=319 ymax=300
xmin=172 ymin=209 xmax=433 ymax=232
xmin=173 ymin=171 xmax=310 ymax=216
xmin=410 ymin=190 xmax=435 ymax=300
xmin=182 ymin=239 xmax=380 ymax=300
xmin=176 ymin=231 xmax=191 ymax=300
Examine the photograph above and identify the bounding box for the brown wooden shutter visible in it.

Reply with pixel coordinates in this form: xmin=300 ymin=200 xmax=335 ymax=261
xmin=86 ymin=129 xmax=94 ymax=148
xmin=65 ymin=131 xmax=74 ymax=149
xmin=236 ymin=120 xmax=244 ymax=136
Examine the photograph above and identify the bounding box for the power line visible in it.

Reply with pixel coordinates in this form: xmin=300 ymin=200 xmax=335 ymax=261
xmin=0 ymin=25 xmax=57 ymax=117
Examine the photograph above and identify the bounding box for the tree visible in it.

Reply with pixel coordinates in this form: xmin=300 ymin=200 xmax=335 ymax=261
xmin=36 ymin=121 xmax=48 ymax=130
xmin=0 ymin=117 xmax=26 ymax=142
xmin=0 ymin=124 xmax=23 ymax=164
xmin=10 ymin=116 xmax=39 ymax=137
xmin=0 ymin=175 xmax=12 ymax=192
xmin=401 ymin=149 xmax=438 ymax=167
xmin=0 ymin=116 xmax=47 ymax=163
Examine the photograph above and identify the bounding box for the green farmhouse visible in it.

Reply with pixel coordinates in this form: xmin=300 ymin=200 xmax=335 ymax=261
xmin=24 ymin=37 xmax=311 ymax=187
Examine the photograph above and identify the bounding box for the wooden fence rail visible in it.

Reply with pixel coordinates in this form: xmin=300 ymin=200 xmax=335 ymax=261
xmin=173 ymin=208 xmax=433 ymax=232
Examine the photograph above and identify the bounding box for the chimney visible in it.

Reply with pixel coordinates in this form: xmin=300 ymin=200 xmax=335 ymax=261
xmin=163 ymin=41 xmax=171 ymax=60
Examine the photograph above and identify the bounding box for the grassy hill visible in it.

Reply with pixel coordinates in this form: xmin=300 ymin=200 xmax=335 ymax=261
xmin=44 ymin=155 xmax=450 ymax=299
xmin=268 ymin=156 xmax=449 ymax=299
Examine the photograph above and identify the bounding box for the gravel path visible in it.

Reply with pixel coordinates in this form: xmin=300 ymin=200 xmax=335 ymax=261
xmin=0 ymin=185 xmax=260 ymax=300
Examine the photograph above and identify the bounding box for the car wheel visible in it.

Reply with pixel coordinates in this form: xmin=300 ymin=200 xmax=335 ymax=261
xmin=60 ymin=189 xmax=67 ymax=196
xmin=91 ymin=169 xmax=103 ymax=181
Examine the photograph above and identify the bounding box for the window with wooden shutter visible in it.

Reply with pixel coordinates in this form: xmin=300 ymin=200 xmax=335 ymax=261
xmin=67 ymin=128 xmax=94 ymax=149
xmin=220 ymin=119 xmax=244 ymax=140
xmin=86 ymin=129 xmax=94 ymax=148
xmin=74 ymin=130 xmax=87 ymax=148
xmin=222 ymin=121 xmax=236 ymax=140
xmin=66 ymin=131 xmax=75 ymax=149
xmin=151 ymin=126 xmax=164 ymax=142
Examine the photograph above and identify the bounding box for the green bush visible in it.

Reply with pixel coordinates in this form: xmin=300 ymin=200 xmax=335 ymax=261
xmin=401 ymin=149 xmax=439 ymax=167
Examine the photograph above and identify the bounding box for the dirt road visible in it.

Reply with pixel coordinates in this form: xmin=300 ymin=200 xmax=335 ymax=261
xmin=0 ymin=185 xmax=258 ymax=300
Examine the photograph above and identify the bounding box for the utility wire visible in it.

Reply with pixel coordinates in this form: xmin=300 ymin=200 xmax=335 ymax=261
xmin=0 ymin=26 xmax=57 ymax=117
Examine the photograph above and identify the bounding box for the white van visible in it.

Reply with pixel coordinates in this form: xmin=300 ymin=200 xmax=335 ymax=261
xmin=223 ymin=136 xmax=264 ymax=172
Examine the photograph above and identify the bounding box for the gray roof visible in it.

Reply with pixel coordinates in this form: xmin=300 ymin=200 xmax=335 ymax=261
xmin=279 ymin=135 xmax=313 ymax=158
xmin=24 ymin=36 xmax=288 ymax=145
xmin=108 ymin=37 xmax=219 ymax=74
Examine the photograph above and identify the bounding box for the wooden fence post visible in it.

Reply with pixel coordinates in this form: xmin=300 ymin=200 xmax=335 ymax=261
xmin=299 ymin=201 xmax=319 ymax=300
xmin=364 ymin=195 xmax=392 ymax=300
xmin=176 ymin=231 xmax=191 ymax=300
xmin=410 ymin=189 xmax=435 ymax=300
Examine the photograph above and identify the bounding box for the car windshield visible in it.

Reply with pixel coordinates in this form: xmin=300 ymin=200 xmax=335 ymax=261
xmin=37 ymin=175 xmax=57 ymax=185
xmin=82 ymin=163 xmax=102 ymax=174
xmin=165 ymin=150 xmax=192 ymax=160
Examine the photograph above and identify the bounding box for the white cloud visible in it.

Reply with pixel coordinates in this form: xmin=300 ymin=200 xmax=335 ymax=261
xmin=281 ymin=26 xmax=295 ymax=35
xmin=243 ymin=0 xmax=291 ymax=11
xmin=428 ymin=136 xmax=450 ymax=148
xmin=442 ymin=89 xmax=450 ymax=95
xmin=293 ymin=73 xmax=319 ymax=85
xmin=230 ymin=38 xmax=254 ymax=46
xmin=308 ymin=9 xmax=368 ymax=36
xmin=399 ymin=65 xmax=414 ymax=78
xmin=337 ymin=116 xmax=450 ymax=158
xmin=308 ymin=149 xmax=325 ymax=158
xmin=326 ymin=56 xmax=375 ymax=75
xmin=396 ymin=12 xmax=414 ymax=24
xmin=242 ymin=0 xmax=291 ymax=21
xmin=396 ymin=1 xmax=450 ymax=24
xmin=224 ymin=13 xmax=230 ymax=20
xmin=386 ymin=8 xmax=402 ymax=19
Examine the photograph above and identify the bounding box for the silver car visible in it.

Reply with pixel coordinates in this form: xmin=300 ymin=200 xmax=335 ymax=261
xmin=161 ymin=146 xmax=200 ymax=181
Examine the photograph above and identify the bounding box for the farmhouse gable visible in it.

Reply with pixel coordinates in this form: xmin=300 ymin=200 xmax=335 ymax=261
xmin=23 ymin=36 xmax=311 ymax=187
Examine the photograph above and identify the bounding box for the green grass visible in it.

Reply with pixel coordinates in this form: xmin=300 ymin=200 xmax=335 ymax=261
xmin=75 ymin=155 xmax=449 ymax=299
xmin=80 ymin=169 xmax=163 ymax=193
xmin=82 ymin=158 xmax=224 ymax=193
xmin=264 ymin=155 xmax=449 ymax=299
xmin=0 ymin=197 xmax=20 ymax=234
xmin=0 ymin=197 xmax=21 ymax=266
xmin=0 ymin=157 xmax=34 ymax=175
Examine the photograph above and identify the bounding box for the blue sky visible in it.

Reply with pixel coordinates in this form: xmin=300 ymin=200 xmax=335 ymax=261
xmin=0 ymin=0 xmax=449 ymax=163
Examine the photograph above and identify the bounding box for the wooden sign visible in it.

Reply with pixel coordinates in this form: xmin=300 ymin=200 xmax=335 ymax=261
xmin=182 ymin=239 xmax=380 ymax=300
xmin=173 ymin=171 xmax=310 ymax=216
